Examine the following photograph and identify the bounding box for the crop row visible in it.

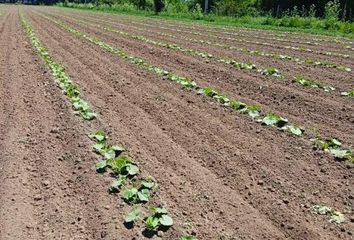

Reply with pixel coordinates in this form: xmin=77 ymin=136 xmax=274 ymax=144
xmin=68 ymin=13 xmax=352 ymax=73
xmin=128 ymin=20 xmax=352 ymax=60
xmin=135 ymin=20 xmax=352 ymax=72
xmin=134 ymin=18 xmax=330 ymax=48
xmin=48 ymin=13 xmax=353 ymax=99
xmin=40 ymin=13 xmax=354 ymax=163
xmin=20 ymin=10 xmax=195 ymax=240
xmin=132 ymin=16 xmax=353 ymax=47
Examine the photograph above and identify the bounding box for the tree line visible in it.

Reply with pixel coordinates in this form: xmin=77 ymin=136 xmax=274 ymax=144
xmin=11 ymin=0 xmax=354 ymax=21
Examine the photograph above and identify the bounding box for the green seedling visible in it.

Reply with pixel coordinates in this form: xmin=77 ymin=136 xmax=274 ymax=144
xmin=262 ymin=112 xmax=288 ymax=127
xmin=261 ymin=68 xmax=281 ymax=77
xmin=239 ymin=105 xmax=260 ymax=118
xmin=93 ymin=141 xmax=125 ymax=160
xmin=109 ymin=175 xmax=128 ymax=192
xmin=179 ymin=237 xmax=197 ymax=240
xmin=282 ymin=124 xmax=304 ymax=136
xmin=89 ymin=130 xmax=107 ymax=142
xmin=197 ymin=87 xmax=217 ymax=97
xmin=144 ymin=207 xmax=173 ymax=231
xmin=316 ymin=138 xmax=354 ymax=161
xmin=316 ymin=138 xmax=342 ymax=150
xmin=122 ymin=178 xmax=156 ymax=204
xmin=341 ymin=90 xmax=354 ymax=98
xmin=124 ymin=206 xmax=141 ymax=223
xmin=312 ymin=205 xmax=345 ymax=224
xmin=213 ymin=94 xmax=230 ymax=105
xmin=95 ymin=156 xmax=139 ymax=176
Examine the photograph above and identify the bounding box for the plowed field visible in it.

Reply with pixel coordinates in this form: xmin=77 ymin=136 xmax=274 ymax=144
xmin=0 ymin=5 xmax=353 ymax=240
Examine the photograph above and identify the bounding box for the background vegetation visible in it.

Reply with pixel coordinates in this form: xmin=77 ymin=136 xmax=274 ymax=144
xmin=15 ymin=0 xmax=354 ymax=35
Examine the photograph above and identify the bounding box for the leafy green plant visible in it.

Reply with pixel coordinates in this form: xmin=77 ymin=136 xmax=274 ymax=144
xmin=239 ymin=105 xmax=260 ymax=118
xmin=109 ymin=175 xmax=128 ymax=192
xmin=144 ymin=207 xmax=173 ymax=231
xmin=261 ymin=68 xmax=281 ymax=77
xmin=312 ymin=205 xmax=345 ymax=224
xmin=316 ymin=138 xmax=354 ymax=161
xmin=341 ymin=90 xmax=354 ymax=98
xmin=316 ymin=138 xmax=342 ymax=150
xmin=229 ymin=100 xmax=247 ymax=110
xmin=122 ymin=178 xmax=157 ymax=204
xmin=94 ymin=142 xmax=125 ymax=160
xmin=179 ymin=237 xmax=197 ymax=240
xmin=95 ymin=156 xmax=139 ymax=177
xmin=124 ymin=206 xmax=142 ymax=223
xmin=89 ymin=130 xmax=107 ymax=142
xmin=213 ymin=94 xmax=230 ymax=104
xmin=198 ymin=87 xmax=218 ymax=97
xmin=282 ymin=124 xmax=304 ymax=136
xmin=293 ymin=76 xmax=335 ymax=92
xmin=262 ymin=112 xmax=288 ymax=127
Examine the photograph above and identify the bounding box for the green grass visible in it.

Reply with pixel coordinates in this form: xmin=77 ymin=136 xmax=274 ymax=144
xmin=55 ymin=3 xmax=354 ymax=39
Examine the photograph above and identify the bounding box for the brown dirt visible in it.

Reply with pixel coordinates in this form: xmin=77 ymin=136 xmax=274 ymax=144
xmin=44 ymin=9 xmax=354 ymax=89
xmin=30 ymin=9 xmax=354 ymax=146
xmin=45 ymin=7 xmax=354 ymax=65
xmin=1 ymin=5 xmax=353 ymax=240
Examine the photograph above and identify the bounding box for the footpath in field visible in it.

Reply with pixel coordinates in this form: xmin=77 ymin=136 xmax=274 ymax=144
xmin=0 ymin=5 xmax=353 ymax=240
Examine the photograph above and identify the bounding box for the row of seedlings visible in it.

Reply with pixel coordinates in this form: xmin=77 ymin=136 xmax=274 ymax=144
xmin=129 ymin=20 xmax=353 ymax=60
xmin=89 ymin=131 xmax=181 ymax=235
xmin=41 ymin=14 xmax=354 ymax=164
xmin=130 ymin=16 xmax=353 ymax=48
xmin=60 ymin=12 xmax=352 ymax=73
xmin=44 ymin=13 xmax=352 ymax=99
xmin=20 ymin=10 xmax=195 ymax=240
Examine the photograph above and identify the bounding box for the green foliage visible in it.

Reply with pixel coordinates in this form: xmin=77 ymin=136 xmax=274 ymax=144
xmin=261 ymin=67 xmax=281 ymax=77
xmin=341 ymin=90 xmax=354 ymax=98
xmin=58 ymin=0 xmax=354 ymax=35
xmin=316 ymin=138 xmax=354 ymax=161
xmin=48 ymin=15 xmax=352 ymax=165
xmin=144 ymin=207 xmax=173 ymax=231
xmin=109 ymin=175 xmax=128 ymax=192
xmin=153 ymin=0 xmax=164 ymax=13
xmin=312 ymin=205 xmax=346 ymax=224
xmin=20 ymin=12 xmax=96 ymax=121
xmin=122 ymin=178 xmax=156 ymax=204
xmin=262 ymin=112 xmax=288 ymax=127
xmin=179 ymin=237 xmax=197 ymax=240
xmin=124 ymin=206 xmax=141 ymax=223
xmin=191 ymin=3 xmax=204 ymax=20
xmin=325 ymin=0 xmax=341 ymax=21
xmin=293 ymin=76 xmax=335 ymax=92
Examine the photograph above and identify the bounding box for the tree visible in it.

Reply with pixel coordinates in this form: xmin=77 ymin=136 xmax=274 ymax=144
xmin=153 ymin=0 xmax=165 ymax=13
